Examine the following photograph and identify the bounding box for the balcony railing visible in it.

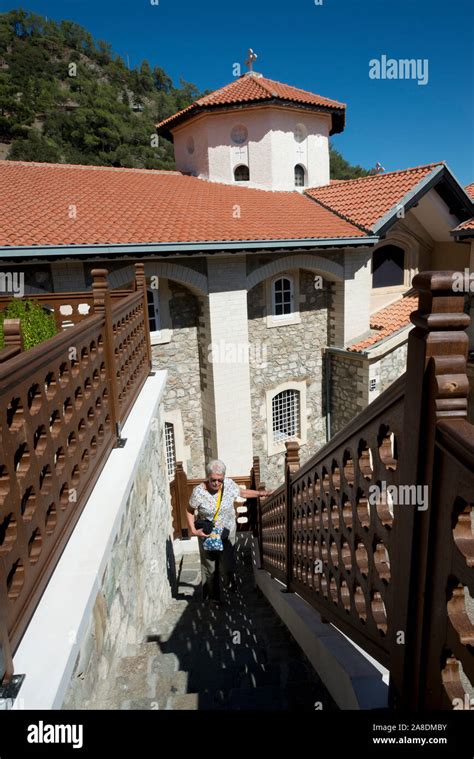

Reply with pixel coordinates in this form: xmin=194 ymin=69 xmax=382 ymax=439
xmin=0 ymin=263 xmax=152 ymax=684
xmin=254 ymin=271 xmax=474 ymax=710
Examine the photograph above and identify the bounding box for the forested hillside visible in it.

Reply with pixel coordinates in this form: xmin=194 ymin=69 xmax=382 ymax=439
xmin=0 ymin=9 xmax=368 ymax=177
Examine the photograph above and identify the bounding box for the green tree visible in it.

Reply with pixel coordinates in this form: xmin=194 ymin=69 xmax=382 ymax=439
xmin=7 ymin=128 xmax=62 ymax=161
xmin=0 ymin=299 xmax=57 ymax=350
xmin=330 ymin=144 xmax=369 ymax=180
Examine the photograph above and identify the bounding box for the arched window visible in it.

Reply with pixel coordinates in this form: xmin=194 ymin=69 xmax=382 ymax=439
xmin=234 ymin=164 xmax=249 ymax=182
xmin=272 ymin=276 xmax=294 ymax=317
xmin=165 ymin=422 xmax=176 ymax=480
xmin=272 ymin=389 xmax=301 ymax=443
xmin=147 ymin=287 xmax=161 ymax=333
xmin=294 ymin=164 xmax=306 ymax=187
xmin=372 ymin=245 xmax=405 ymax=288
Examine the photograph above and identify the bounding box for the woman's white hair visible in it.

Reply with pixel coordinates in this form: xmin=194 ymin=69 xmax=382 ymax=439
xmin=206 ymin=459 xmax=226 ymax=476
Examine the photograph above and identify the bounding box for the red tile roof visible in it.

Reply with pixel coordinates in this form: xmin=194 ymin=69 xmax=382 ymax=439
xmin=453 ymin=217 xmax=474 ymax=232
xmin=347 ymin=295 xmax=417 ymax=352
xmin=156 ymin=74 xmax=346 ymax=136
xmin=0 ymin=161 xmax=366 ymax=248
xmin=452 ymin=184 xmax=474 ymax=233
xmin=306 ymin=163 xmax=444 ymax=232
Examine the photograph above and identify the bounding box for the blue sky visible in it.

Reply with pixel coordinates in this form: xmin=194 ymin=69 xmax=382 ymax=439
xmin=5 ymin=0 xmax=474 ymax=184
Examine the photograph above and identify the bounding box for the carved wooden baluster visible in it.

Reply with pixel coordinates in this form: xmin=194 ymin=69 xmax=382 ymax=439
xmin=390 ymin=271 xmax=470 ymax=709
xmin=285 ymin=440 xmax=300 ymax=591
xmin=134 ymin=263 xmax=152 ymax=372
xmin=174 ymin=462 xmax=189 ymax=538
xmin=91 ymin=269 xmax=120 ymax=443
xmin=3 ymin=318 xmax=23 ymax=352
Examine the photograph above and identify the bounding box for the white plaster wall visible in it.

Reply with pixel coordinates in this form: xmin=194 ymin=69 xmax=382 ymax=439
xmin=172 ymin=106 xmax=330 ymax=191
xmin=206 ymin=257 xmax=253 ymax=474
xmin=335 ymin=249 xmax=372 ymax=345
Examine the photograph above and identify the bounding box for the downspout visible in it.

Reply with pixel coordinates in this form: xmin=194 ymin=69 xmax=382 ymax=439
xmin=325 ymin=349 xmax=332 ymax=442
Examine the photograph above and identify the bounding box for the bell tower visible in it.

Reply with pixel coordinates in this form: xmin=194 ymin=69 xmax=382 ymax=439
xmin=156 ymin=52 xmax=346 ymax=191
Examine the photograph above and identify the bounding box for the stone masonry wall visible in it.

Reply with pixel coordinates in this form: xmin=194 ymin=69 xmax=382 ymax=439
xmin=248 ymin=270 xmax=329 ymax=489
xmin=330 ymin=353 xmax=366 ymax=436
xmin=62 ymin=400 xmax=174 ymax=708
xmin=375 ymin=342 xmax=408 ymax=394
xmin=151 ymin=281 xmax=205 ymax=478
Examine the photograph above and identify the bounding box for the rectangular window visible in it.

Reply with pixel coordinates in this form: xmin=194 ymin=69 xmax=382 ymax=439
xmin=272 ymin=389 xmax=300 ymax=442
xmin=273 ymin=278 xmax=292 ymax=316
xmin=147 ymin=288 xmax=161 ymax=333
xmin=165 ymin=422 xmax=176 ymax=480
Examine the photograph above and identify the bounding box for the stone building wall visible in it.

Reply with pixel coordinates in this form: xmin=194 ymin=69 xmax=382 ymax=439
xmin=62 ymin=399 xmax=174 ymax=709
xmin=151 ymin=281 xmax=205 ymax=478
xmin=329 ymin=353 xmax=366 ymax=436
xmin=197 ymin=295 xmax=218 ymax=467
xmin=246 ymin=250 xmax=343 ymax=277
xmin=375 ymin=342 xmax=409 ymax=394
xmin=248 ymin=270 xmax=329 ymax=489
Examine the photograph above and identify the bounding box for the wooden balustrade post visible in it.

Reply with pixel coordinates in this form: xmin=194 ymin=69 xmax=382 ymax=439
xmin=91 ymin=269 xmax=121 ymax=443
xmin=249 ymin=456 xmax=263 ymax=567
xmin=284 ymin=441 xmax=300 ymax=592
xmin=250 ymin=456 xmax=261 ymax=538
xmin=174 ymin=462 xmax=189 ymax=538
xmin=3 ymin=318 xmax=23 ymax=352
xmin=0 ymin=600 xmax=13 ymax=686
xmin=390 ymin=271 xmax=470 ymax=709
xmin=134 ymin=263 xmax=153 ymax=372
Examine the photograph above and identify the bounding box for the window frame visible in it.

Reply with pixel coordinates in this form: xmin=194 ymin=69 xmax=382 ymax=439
xmin=266 ymin=272 xmax=301 ymax=328
xmin=147 ymin=278 xmax=172 ymax=345
xmin=266 ymin=380 xmax=307 ymax=456
xmin=234 ymin=164 xmax=250 ymax=182
xmin=271 ymin=388 xmax=301 ymax=444
xmin=164 ymin=421 xmax=177 ymax=481
xmin=294 ymin=164 xmax=307 ymax=188
xmin=371 ymin=244 xmax=406 ymax=290
xmin=272 ymin=276 xmax=294 ymax=318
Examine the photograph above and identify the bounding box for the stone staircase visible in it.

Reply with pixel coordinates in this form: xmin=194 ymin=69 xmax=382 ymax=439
xmin=87 ymin=534 xmax=338 ymax=710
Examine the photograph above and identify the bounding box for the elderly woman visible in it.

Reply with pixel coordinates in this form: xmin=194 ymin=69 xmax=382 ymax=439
xmin=187 ymin=459 xmax=272 ymax=606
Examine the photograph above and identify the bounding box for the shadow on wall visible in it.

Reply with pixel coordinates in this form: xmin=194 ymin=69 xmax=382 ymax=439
xmin=166 ymin=536 xmax=179 ymax=598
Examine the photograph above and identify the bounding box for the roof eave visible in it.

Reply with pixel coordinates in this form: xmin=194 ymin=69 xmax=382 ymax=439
xmin=0 ymin=235 xmax=379 ymax=258
xmin=450 ymin=228 xmax=474 ymax=239
xmin=373 ymin=164 xmax=474 ymax=237
xmin=156 ymin=98 xmax=346 ymax=141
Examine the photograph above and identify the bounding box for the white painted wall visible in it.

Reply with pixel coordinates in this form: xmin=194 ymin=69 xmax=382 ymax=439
xmin=173 ymin=106 xmax=331 ymax=191
xmin=343 ymin=249 xmax=372 ymax=344
xmin=206 ymin=257 xmax=253 ymax=474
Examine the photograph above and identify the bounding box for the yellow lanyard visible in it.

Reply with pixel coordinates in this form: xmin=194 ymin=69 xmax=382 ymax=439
xmin=213 ymin=486 xmax=223 ymax=521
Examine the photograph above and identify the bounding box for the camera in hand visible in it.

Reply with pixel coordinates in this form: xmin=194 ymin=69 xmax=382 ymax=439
xmin=195 ymin=519 xmax=230 ymax=541
xmin=194 ymin=518 xmax=214 ymax=535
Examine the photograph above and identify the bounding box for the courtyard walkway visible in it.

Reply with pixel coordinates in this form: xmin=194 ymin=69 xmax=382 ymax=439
xmin=86 ymin=534 xmax=337 ymax=710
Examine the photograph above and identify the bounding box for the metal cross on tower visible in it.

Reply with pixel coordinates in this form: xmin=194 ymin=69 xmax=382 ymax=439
xmin=245 ymin=48 xmax=258 ymax=72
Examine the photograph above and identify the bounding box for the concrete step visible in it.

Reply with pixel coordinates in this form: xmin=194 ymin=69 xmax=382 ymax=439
xmin=165 ymin=693 xmax=200 ymax=710
xmin=100 ymin=536 xmax=338 ymax=711
xmin=115 ymin=669 xmax=188 ymax=702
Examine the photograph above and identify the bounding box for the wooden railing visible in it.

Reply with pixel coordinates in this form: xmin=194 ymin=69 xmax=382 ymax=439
xmin=255 ymin=271 xmax=474 ymax=710
xmin=0 ymin=263 xmax=152 ymax=684
xmin=0 ymin=289 xmax=133 ymax=331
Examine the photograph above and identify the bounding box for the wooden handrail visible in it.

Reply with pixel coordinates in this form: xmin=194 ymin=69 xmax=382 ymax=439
xmin=0 ymin=268 xmax=150 ymax=685
xmin=257 ymin=271 xmax=474 ymax=709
